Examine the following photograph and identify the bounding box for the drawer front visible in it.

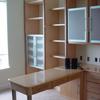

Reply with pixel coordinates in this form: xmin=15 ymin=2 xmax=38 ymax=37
xmin=87 ymin=92 xmax=100 ymax=100
xmin=87 ymin=72 xmax=100 ymax=83
xmin=87 ymin=82 xmax=100 ymax=94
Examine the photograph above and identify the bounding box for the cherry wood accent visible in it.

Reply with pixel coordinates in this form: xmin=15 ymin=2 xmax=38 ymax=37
xmin=88 ymin=0 xmax=97 ymax=6
xmin=67 ymin=44 xmax=76 ymax=58
xmin=67 ymin=0 xmax=76 ymax=8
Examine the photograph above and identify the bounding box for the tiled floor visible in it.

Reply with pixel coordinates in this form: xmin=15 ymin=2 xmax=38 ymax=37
xmin=0 ymin=89 xmax=68 ymax=100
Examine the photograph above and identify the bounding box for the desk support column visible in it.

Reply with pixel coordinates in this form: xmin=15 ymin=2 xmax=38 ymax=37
xmin=12 ymin=89 xmax=16 ymax=100
xmin=80 ymin=72 xmax=84 ymax=100
xmin=27 ymin=95 xmax=32 ymax=100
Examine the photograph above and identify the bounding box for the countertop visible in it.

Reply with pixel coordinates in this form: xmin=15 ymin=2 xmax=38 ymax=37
xmin=9 ymin=67 xmax=83 ymax=88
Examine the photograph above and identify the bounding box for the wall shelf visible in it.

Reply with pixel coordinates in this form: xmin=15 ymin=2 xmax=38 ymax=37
xmin=53 ymin=55 xmax=66 ymax=59
xmin=26 ymin=0 xmax=43 ymax=5
xmin=28 ymin=17 xmax=43 ymax=20
xmin=52 ymin=24 xmax=65 ymax=27
xmin=52 ymin=7 xmax=65 ymax=11
xmin=53 ymin=40 xmax=65 ymax=43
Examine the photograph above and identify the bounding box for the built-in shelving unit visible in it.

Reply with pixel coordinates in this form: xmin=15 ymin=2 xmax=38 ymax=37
xmin=49 ymin=0 xmax=67 ymax=67
xmin=25 ymin=0 xmax=45 ymax=72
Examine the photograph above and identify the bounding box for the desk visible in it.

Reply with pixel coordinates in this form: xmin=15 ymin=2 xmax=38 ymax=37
xmin=9 ymin=67 xmax=84 ymax=100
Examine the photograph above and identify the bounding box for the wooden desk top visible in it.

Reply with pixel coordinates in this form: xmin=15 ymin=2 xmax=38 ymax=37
xmin=9 ymin=67 xmax=83 ymax=88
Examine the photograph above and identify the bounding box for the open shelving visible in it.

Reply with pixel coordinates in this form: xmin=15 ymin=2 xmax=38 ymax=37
xmin=25 ymin=0 xmax=45 ymax=72
xmin=49 ymin=0 xmax=67 ymax=67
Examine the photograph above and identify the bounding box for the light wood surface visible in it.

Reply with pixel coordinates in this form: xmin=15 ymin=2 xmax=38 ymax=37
xmin=82 ymin=64 xmax=100 ymax=100
xmin=60 ymin=79 xmax=80 ymax=100
xmin=44 ymin=0 xmax=67 ymax=68
xmin=9 ymin=67 xmax=84 ymax=100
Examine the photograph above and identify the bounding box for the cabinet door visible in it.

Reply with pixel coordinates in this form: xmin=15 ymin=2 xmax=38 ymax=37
xmin=68 ymin=7 xmax=87 ymax=43
xmin=90 ymin=6 xmax=100 ymax=43
xmin=27 ymin=35 xmax=36 ymax=66
xmin=36 ymin=36 xmax=44 ymax=69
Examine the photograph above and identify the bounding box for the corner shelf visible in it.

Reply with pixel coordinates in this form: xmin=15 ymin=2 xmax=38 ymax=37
xmin=28 ymin=17 xmax=43 ymax=20
xmin=52 ymin=7 xmax=65 ymax=11
xmin=53 ymin=40 xmax=65 ymax=43
xmin=52 ymin=24 xmax=65 ymax=27
xmin=53 ymin=55 xmax=66 ymax=59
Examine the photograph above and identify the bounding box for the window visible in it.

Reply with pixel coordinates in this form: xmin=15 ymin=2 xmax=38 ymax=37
xmin=0 ymin=0 xmax=9 ymax=69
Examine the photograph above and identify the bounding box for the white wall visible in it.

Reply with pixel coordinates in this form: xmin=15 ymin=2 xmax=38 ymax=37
xmin=0 ymin=0 xmax=25 ymax=90
xmin=76 ymin=45 xmax=100 ymax=65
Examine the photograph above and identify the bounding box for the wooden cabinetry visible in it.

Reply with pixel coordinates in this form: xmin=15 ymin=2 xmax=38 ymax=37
xmin=59 ymin=79 xmax=80 ymax=100
xmin=26 ymin=35 xmax=44 ymax=69
xmin=25 ymin=0 xmax=75 ymax=73
xmin=82 ymin=64 xmax=100 ymax=100
xmin=89 ymin=0 xmax=100 ymax=43
xmin=68 ymin=7 xmax=87 ymax=43
xmin=48 ymin=0 xmax=67 ymax=67
xmin=86 ymin=71 xmax=100 ymax=100
xmin=68 ymin=0 xmax=100 ymax=44
xmin=67 ymin=0 xmax=88 ymax=43
xmin=25 ymin=0 xmax=44 ymax=34
xmin=25 ymin=0 xmax=45 ymax=72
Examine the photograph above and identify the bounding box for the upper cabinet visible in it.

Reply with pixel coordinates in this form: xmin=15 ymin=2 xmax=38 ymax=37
xmin=67 ymin=0 xmax=100 ymax=44
xmin=67 ymin=0 xmax=88 ymax=44
xmin=68 ymin=7 xmax=87 ymax=43
xmin=90 ymin=5 xmax=100 ymax=43
xmin=89 ymin=0 xmax=100 ymax=43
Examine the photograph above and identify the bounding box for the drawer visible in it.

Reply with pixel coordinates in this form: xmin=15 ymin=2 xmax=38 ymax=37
xmin=87 ymin=92 xmax=100 ymax=100
xmin=87 ymin=82 xmax=100 ymax=94
xmin=87 ymin=72 xmax=100 ymax=83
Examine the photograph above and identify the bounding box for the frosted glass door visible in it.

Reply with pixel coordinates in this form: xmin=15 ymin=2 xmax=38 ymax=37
xmin=68 ymin=7 xmax=87 ymax=43
xmin=36 ymin=36 xmax=44 ymax=68
xmin=90 ymin=6 xmax=100 ymax=43
xmin=27 ymin=36 xmax=35 ymax=66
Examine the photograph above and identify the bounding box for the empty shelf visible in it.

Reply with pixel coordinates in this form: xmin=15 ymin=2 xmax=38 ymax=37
xmin=53 ymin=55 xmax=66 ymax=59
xmin=52 ymin=7 xmax=65 ymax=11
xmin=28 ymin=17 xmax=43 ymax=20
xmin=53 ymin=40 xmax=65 ymax=43
xmin=26 ymin=0 xmax=43 ymax=4
xmin=52 ymin=24 xmax=65 ymax=27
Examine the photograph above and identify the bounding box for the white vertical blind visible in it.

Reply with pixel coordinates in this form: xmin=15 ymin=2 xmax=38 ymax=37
xmin=0 ymin=1 xmax=9 ymax=69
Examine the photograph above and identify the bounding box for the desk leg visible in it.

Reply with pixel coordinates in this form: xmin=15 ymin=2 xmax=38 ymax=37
xmin=27 ymin=95 xmax=32 ymax=100
xmin=12 ymin=89 xmax=16 ymax=100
